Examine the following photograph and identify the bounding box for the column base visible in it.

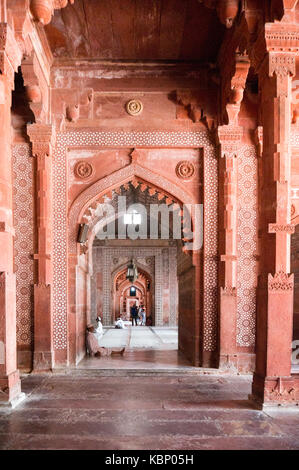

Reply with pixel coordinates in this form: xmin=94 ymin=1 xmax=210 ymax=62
xmin=17 ymin=346 xmax=33 ymax=372
xmin=201 ymin=350 xmax=218 ymax=368
xmin=33 ymin=351 xmax=53 ymax=372
xmin=219 ymin=353 xmax=255 ymax=373
xmin=250 ymin=373 xmax=299 ymax=407
xmin=0 ymin=370 xmax=24 ymax=407
xmin=0 ymin=392 xmax=26 ymax=409
xmin=53 ymin=349 xmax=68 ymax=368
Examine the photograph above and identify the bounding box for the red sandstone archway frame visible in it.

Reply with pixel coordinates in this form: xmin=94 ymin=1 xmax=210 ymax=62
xmin=67 ymin=161 xmax=201 ymax=365
xmin=68 ymin=162 xmax=196 ymax=253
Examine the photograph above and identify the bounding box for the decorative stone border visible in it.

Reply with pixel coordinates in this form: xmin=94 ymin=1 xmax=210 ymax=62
xmin=53 ymin=130 xmax=219 ymax=353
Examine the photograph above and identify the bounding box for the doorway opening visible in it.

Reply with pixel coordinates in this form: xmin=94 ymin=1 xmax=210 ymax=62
xmin=74 ymin=174 xmax=200 ymax=370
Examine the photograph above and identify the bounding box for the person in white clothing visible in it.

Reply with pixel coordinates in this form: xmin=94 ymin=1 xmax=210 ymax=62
xmin=141 ymin=308 xmax=146 ymax=326
xmin=94 ymin=316 xmax=103 ymax=345
xmin=86 ymin=325 xmax=125 ymax=357
xmin=115 ymin=317 xmax=126 ymax=329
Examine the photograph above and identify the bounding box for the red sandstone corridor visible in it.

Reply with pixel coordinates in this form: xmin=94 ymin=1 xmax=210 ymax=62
xmin=1 ymin=0 xmax=299 ymax=453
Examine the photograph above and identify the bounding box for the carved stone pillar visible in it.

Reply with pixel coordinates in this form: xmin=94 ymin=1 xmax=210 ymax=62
xmin=0 ymin=22 xmax=24 ymax=405
xmin=217 ymin=55 xmax=249 ymax=369
xmin=218 ymin=127 xmax=241 ymax=368
xmin=27 ymin=124 xmax=55 ymax=371
xmin=250 ymin=23 xmax=299 ymax=406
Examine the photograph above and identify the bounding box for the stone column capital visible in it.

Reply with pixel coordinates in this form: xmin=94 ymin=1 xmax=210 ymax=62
xmin=27 ymin=123 xmax=56 ymax=158
xmin=268 ymin=271 xmax=294 ymax=292
xmin=217 ymin=125 xmax=243 ymax=159
xmin=251 ymin=23 xmax=299 ymax=78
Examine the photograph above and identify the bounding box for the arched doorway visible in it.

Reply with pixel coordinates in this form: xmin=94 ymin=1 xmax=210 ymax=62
xmin=113 ymin=266 xmax=153 ymax=323
xmin=68 ymin=161 xmax=203 ymax=366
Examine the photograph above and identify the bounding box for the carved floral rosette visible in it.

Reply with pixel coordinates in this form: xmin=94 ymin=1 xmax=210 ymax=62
xmin=74 ymin=161 xmax=95 ymax=180
xmin=175 ymin=161 xmax=195 ymax=179
xmin=125 ymin=99 xmax=143 ymax=116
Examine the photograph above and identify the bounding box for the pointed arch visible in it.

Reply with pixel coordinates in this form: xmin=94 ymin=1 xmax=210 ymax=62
xmin=68 ymin=162 xmax=197 ymax=253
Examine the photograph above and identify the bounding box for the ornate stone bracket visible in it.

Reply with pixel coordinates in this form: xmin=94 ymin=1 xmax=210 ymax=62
xmin=219 ymin=52 xmax=250 ymax=126
xmin=0 ymin=22 xmax=23 ymax=90
xmin=22 ymin=52 xmax=49 ymax=123
xmin=30 ymin=0 xmax=75 ymax=25
xmin=174 ymin=89 xmax=216 ymax=130
xmin=198 ymin=0 xmax=240 ymax=29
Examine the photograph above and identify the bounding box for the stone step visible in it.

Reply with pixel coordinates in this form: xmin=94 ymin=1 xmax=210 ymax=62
xmin=57 ymin=368 xmax=234 ymax=377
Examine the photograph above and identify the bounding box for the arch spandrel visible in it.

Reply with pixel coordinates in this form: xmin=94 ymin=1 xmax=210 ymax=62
xmin=68 ymin=162 xmax=198 ymax=253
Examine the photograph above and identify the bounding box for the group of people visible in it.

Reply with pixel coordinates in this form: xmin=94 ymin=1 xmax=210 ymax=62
xmin=130 ymin=303 xmax=146 ymax=326
xmin=86 ymin=304 xmax=151 ymax=357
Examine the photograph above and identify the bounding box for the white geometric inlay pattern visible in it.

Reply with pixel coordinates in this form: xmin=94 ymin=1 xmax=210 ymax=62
xmin=12 ymin=144 xmax=34 ymax=346
xmin=237 ymin=145 xmax=258 ymax=347
xmin=53 ymin=130 xmax=219 ymax=350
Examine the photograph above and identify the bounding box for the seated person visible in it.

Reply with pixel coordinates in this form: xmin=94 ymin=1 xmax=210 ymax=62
xmin=115 ymin=317 xmax=126 ymax=329
xmin=86 ymin=325 xmax=125 ymax=357
xmin=94 ymin=315 xmax=103 ymax=345
xmin=146 ymin=315 xmax=152 ymax=326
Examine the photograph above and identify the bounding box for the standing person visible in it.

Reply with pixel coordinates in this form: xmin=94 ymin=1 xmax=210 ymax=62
xmin=131 ymin=303 xmax=138 ymax=326
xmin=138 ymin=305 xmax=143 ymax=326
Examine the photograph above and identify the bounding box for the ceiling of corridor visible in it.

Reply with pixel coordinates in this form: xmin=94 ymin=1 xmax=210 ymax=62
xmin=45 ymin=0 xmax=226 ymax=61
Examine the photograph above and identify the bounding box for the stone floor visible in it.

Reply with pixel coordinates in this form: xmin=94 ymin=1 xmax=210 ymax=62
xmin=77 ymin=349 xmax=192 ymax=370
xmin=0 ymin=373 xmax=298 ymax=450
xmin=79 ymin=327 xmax=183 ymax=370
xmin=99 ymin=326 xmax=178 ymax=350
